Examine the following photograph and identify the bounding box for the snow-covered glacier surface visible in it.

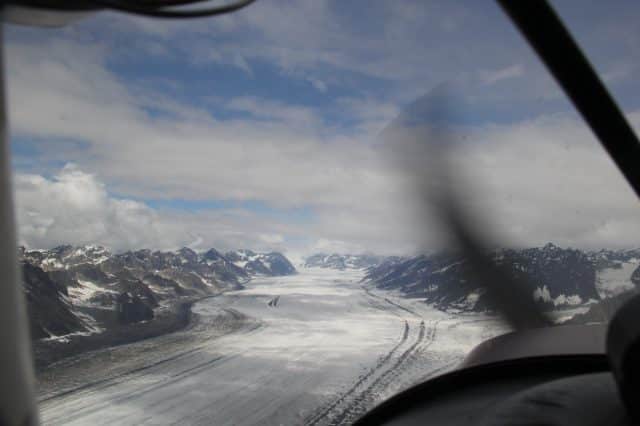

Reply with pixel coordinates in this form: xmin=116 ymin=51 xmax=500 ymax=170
xmin=38 ymin=268 xmax=506 ymax=426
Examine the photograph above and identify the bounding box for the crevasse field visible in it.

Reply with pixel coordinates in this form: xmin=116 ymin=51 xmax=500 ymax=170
xmin=38 ymin=268 xmax=505 ymax=426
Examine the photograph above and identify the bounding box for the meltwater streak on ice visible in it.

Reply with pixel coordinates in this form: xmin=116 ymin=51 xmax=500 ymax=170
xmin=38 ymin=268 xmax=502 ymax=426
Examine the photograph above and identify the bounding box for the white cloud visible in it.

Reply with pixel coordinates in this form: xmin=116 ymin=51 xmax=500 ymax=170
xmin=479 ymin=64 xmax=524 ymax=85
xmin=336 ymin=97 xmax=400 ymax=136
xmin=13 ymin=165 xmax=301 ymax=253
xmin=72 ymin=0 xmax=561 ymax=105
xmin=310 ymin=238 xmax=365 ymax=256
xmin=12 ymin=164 xmax=415 ymax=255
xmin=259 ymin=233 xmax=285 ymax=244
xmin=232 ymin=53 xmax=253 ymax=76
xmin=45 ymin=0 xmax=640 ymax=110
xmin=14 ymin=165 xmax=161 ymax=251
xmin=226 ymin=96 xmax=319 ymax=128
xmin=7 ymin=3 xmax=640 ymax=257
xmin=308 ymin=77 xmax=328 ymax=92
xmin=384 ymin=107 xmax=640 ymax=251
xmin=2 ymin=35 xmax=408 ymax=254
xmin=337 ymin=97 xmax=399 ymax=123
xmin=5 ymin=37 xmax=403 ymax=213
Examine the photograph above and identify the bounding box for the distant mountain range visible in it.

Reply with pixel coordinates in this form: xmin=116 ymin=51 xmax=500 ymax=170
xmin=367 ymin=244 xmax=640 ymax=316
xmin=306 ymin=245 xmax=640 ymax=319
xmin=20 ymin=245 xmax=296 ymax=341
xmin=303 ymin=253 xmax=390 ymax=270
xmin=23 ymin=243 xmax=640 ymax=344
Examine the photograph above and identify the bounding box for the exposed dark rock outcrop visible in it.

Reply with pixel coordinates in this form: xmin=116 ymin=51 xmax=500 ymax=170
xmin=116 ymin=293 xmax=154 ymax=324
xmin=21 ymin=262 xmax=87 ymax=339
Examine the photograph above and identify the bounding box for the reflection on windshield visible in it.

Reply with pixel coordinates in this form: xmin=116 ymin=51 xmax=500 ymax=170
xmin=7 ymin=0 xmax=640 ymax=424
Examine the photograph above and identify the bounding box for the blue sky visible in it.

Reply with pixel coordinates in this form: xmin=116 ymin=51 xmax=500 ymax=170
xmin=6 ymin=0 xmax=640 ymax=255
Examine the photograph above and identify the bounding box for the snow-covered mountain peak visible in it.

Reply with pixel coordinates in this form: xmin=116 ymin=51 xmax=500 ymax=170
xmin=225 ymin=250 xmax=296 ymax=276
xmin=20 ymin=245 xmax=297 ymax=340
xmin=304 ymin=253 xmax=387 ymax=270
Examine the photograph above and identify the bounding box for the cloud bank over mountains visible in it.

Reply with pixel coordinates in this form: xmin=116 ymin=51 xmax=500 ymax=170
xmin=7 ymin=0 xmax=640 ymax=254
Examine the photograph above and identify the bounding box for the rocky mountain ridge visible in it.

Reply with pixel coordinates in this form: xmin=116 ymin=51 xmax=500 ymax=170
xmin=354 ymin=244 xmax=640 ymax=316
xmin=20 ymin=245 xmax=296 ymax=341
xmin=226 ymin=249 xmax=297 ymax=276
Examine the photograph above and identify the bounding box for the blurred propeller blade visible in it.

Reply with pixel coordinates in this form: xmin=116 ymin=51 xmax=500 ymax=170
xmin=382 ymin=85 xmax=551 ymax=330
xmin=435 ymin=193 xmax=551 ymax=330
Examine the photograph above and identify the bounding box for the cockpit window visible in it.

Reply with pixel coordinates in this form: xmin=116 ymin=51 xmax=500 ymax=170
xmin=6 ymin=0 xmax=640 ymax=424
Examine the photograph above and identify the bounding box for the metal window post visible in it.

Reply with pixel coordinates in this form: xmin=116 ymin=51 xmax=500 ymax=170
xmin=0 ymin=21 xmax=39 ymax=426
